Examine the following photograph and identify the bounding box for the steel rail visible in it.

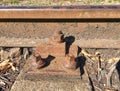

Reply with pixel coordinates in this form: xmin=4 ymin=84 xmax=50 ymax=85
xmin=0 ymin=5 xmax=120 ymax=19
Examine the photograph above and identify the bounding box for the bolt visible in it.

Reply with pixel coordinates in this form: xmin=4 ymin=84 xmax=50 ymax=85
xmin=31 ymin=53 xmax=46 ymax=69
xmin=50 ymin=30 xmax=64 ymax=43
xmin=35 ymin=55 xmax=46 ymax=69
xmin=64 ymin=55 xmax=77 ymax=70
xmin=34 ymin=51 xmax=40 ymax=57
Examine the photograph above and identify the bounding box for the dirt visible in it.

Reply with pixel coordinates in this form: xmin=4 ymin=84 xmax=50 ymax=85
xmin=0 ymin=22 xmax=120 ymax=40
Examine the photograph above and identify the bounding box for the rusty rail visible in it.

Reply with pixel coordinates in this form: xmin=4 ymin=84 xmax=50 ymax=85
xmin=0 ymin=5 xmax=120 ymax=48
xmin=0 ymin=5 xmax=120 ymax=19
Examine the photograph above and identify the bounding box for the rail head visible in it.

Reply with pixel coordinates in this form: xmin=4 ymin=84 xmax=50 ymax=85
xmin=0 ymin=5 xmax=120 ymax=19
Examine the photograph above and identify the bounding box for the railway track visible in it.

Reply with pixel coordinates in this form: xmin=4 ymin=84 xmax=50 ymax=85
xmin=0 ymin=5 xmax=120 ymax=91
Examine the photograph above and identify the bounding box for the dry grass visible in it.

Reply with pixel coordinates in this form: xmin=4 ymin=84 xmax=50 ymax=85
xmin=0 ymin=0 xmax=120 ymax=6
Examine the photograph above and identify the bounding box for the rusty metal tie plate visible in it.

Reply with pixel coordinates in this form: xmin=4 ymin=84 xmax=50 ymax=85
xmin=24 ymin=30 xmax=82 ymax=80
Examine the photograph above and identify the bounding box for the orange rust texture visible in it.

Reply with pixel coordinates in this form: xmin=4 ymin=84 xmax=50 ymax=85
xmin=35 ymin=43 xmax=66 ymax=57
xmin=0 ymin=10 xmax=120 ymax=19
xmin=32 ymin=30 xmax=79 ymax=71
xmin=35 ymin=43 xmax=78 ymax=58
xmin=69 ymin=45 xmax=78 ymax=57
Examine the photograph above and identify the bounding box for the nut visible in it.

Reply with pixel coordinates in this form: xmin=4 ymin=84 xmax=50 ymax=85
xmin=35 ymin=55 xmax=46 ymax=69
xmin=50 ymin=30 xmax=64 ymax=43
xmin=64 ymin=55 xmax=77 ymax=70
xmin=31 ymin=54 xmax=46 ymax=69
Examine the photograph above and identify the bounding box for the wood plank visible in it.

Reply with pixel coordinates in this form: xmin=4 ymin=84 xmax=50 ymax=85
xmin=0 ymin=37 xmax=120 ymax=48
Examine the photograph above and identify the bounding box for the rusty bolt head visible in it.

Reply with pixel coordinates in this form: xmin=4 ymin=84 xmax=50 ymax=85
xmin=34 ymin=51 xmax=39 ymax=57
xmin=50 ymin=30 xmax=64 ymax=43
xmin=64 ymin=55 xmax=77 ymax=70
xmin=31 ymin=54 xmax=46 ymax=69
xmin=36 ymin=55 xmax=46 ymax=69
xmin=55 ymin=30 xmax=63 ymax=34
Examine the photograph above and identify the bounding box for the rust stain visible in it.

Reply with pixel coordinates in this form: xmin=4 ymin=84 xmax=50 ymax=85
xmin=27 ymin=30 xmax=79 ymax=77
xmin=0 ymin=5 xmax=120 ymax=19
